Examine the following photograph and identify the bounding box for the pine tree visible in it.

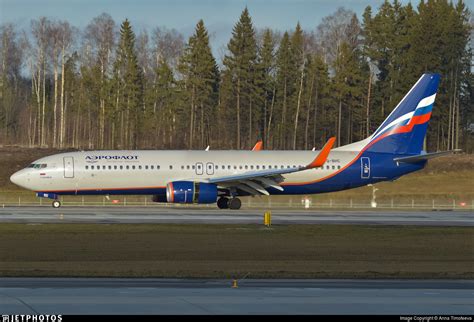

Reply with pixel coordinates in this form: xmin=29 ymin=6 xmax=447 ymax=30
xmin=256 ymin=29 xmax=276 ymax=147
xmin=275 ymin=31 xmax=292 ymax=149
xmin=179 ymin=19 xmax=219 ymax=149
xmin=223 ymin=7 xmax=258 ymax=149
xmin=111 ymin=19 xmax=143 ymax=149
xmin=291 ymin=22 xmax=305 ymax=149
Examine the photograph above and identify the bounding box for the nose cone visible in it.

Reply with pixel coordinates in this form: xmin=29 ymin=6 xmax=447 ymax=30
xmin=10 ymin=170 xmax=28 ymax=189
xmin=10 ymin=171 xmax=20 ymax=185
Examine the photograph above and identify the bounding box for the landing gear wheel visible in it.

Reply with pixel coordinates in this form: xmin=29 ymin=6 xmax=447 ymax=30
xmin=217 ymin=197 xmax=229 ymax=209
xmin=52 ymin=200 xmax=61 ymax=208
xmin=228 ymin=198 xmax=241 ymax=210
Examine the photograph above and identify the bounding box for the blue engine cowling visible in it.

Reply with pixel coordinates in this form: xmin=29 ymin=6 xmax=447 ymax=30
xmin=166 ymin=181 xmax=218 ymax=204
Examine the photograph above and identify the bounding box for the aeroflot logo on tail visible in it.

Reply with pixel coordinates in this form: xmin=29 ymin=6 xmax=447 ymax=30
xmin=85 ymin=155 xmax=139 ymax=163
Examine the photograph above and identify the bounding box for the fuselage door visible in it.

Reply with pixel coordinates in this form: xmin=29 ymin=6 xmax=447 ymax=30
xmin=206 ymin=162 xmax=214 ymax=175
xmin=361 ymin=157 xmax=370 ymax=179
xmin=63 ymin=156 xmax=74 ymax=178
xmin=195 ymin=162 xmax=204 ymax=175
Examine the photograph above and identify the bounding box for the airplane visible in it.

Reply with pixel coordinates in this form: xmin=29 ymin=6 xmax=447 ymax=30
xmin=10 ymin=73 xmax=458 ymax=210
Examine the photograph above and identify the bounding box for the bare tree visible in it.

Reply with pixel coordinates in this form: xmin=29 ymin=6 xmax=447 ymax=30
xmin=59 ymin=21 xmax=74 ymax=148
xmin=151 ymin=27 xmax=184 ymax=71
xmin=31 ymin=17 xmax=51 ymax=147
xmin=84 ymin=13 xmax=116 ymax=148
xmin=315 ymin=7 xmax=361 ymax=67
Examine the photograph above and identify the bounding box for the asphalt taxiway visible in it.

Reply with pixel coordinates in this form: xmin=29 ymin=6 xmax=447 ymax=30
xmin=1 ymin=278 xmax=472 ymax=314
xmin=0 ymin=206 xmax=472 ymax=226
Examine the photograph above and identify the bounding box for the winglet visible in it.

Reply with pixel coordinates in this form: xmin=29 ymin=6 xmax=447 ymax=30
xmin=305 ymin=137 xmax=336 ymax=169
xmin=252 ymin=140 xmax=263 ymax=151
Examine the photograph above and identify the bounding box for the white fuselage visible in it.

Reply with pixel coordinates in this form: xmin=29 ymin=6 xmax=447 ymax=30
xmin=11 ymin=150 xmax=358 ymax=193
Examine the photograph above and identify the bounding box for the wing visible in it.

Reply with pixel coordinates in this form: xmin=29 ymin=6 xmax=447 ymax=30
xmin=206 ymin=137 xmax=336 ymax=196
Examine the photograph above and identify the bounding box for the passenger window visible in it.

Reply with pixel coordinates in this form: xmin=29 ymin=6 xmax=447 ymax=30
xmin=91 ymin=165 xmax=95 ymax=170
xmin=181 ymin=165 xmax=184 ymax=170
xmin=256 ymin=165 xmax=259 ymax=170
xmin=234 ymin=165 xmax=237 ymax=169
xmin=187 ymin=165 xmax=190 ymax=170
xmin=239 ymin=165 xmax=243 ymax=170
xmin=41 ymin=164 xmax=47 ymax=168
xmin=332 ymin=165 xmax=335 ymax=170
xmin=250 ymin=165 xmax=254 ymax=170
xmin=132 ymin=165 xmax=136 ymax=170
xmin=169 ymin=165 xmax=173 ymax=170
xmin=245 ymin=165 xmax=248 ymax=170
xmin=192 ymin=165 xmax=195 ymax=170
xmin=150 ymin=165 xmax=154 ymax=170
xmin=120 ymin=165 xmax=123 ymax=170
xmin=125 ymin=165 xmax=129 ymax=170
xmin=145 ymin=165 xmax=148 ymax=170
xmin=138 ymin=165 xmax=142 ymax=170
xmin=108 ymin=165 xmax=112 ymax=170
xmin=262 ymin=165 xmax=265 ymax=169
xmin=85 ymin=165 xmax=89 ymax=170
xmin=114 ymin=165 xmax=117 ymax=170
xmin=157 ymin=165 xmax=160 ymax=169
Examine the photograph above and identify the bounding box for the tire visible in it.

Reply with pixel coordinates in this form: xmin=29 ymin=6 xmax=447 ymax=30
xmin=217 ymin=197 xmax=229 ymax=209
xmin=228 ymin=198 xmax=241 ymax=210
xmin=52 ymin=200 xmax=61 ymax=208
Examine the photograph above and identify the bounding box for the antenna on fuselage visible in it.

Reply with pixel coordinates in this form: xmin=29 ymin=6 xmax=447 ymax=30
xmin=205 ymin=146 xmax=210 ymax=151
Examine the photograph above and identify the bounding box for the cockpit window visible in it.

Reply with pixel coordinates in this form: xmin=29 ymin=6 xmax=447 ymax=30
xmin=28 ymin=163 xmax=47 ymax=169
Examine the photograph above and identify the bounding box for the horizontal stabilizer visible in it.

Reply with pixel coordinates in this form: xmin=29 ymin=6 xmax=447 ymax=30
xmin=393 ymin=149 xmax=461 ymax=164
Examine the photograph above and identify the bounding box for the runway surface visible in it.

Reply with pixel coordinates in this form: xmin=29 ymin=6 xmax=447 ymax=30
xmin=1 ymin=278 xmax=472 ymax=314
xmin=0 ymin=206 xmax=472 ymax=226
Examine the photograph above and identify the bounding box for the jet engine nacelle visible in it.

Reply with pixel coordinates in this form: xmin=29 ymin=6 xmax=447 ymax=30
xmin=166 ymin=181 xmax=217 ymax=204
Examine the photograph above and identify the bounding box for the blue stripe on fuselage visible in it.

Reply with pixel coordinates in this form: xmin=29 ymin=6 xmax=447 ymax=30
xmin=50 ymin=187 xmax=167 ymax=196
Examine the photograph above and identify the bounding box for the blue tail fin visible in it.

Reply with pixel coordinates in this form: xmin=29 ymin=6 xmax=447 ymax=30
xmin=366 ymin=73 xmax=440 ymax=155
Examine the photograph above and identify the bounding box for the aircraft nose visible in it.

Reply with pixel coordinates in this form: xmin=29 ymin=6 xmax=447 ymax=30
xmin=10 ymin=171 xmax=20 ymax=185
xmin=10 ymin=170 xmax=27 ymax=188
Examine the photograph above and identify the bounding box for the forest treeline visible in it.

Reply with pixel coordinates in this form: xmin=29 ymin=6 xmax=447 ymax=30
xmin=0 ymin=0 xmax=472 ymax=152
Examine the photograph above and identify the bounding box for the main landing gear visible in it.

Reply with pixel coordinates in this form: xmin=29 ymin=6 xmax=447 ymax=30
xmin=217 ymin=197 xmax=241 ymax=210
xmin=52 ymin=200 xmax=61 ymax=208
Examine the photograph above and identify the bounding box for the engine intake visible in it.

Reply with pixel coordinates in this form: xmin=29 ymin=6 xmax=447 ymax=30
xmin=166 ymin=181 xmax=217 ymax=204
